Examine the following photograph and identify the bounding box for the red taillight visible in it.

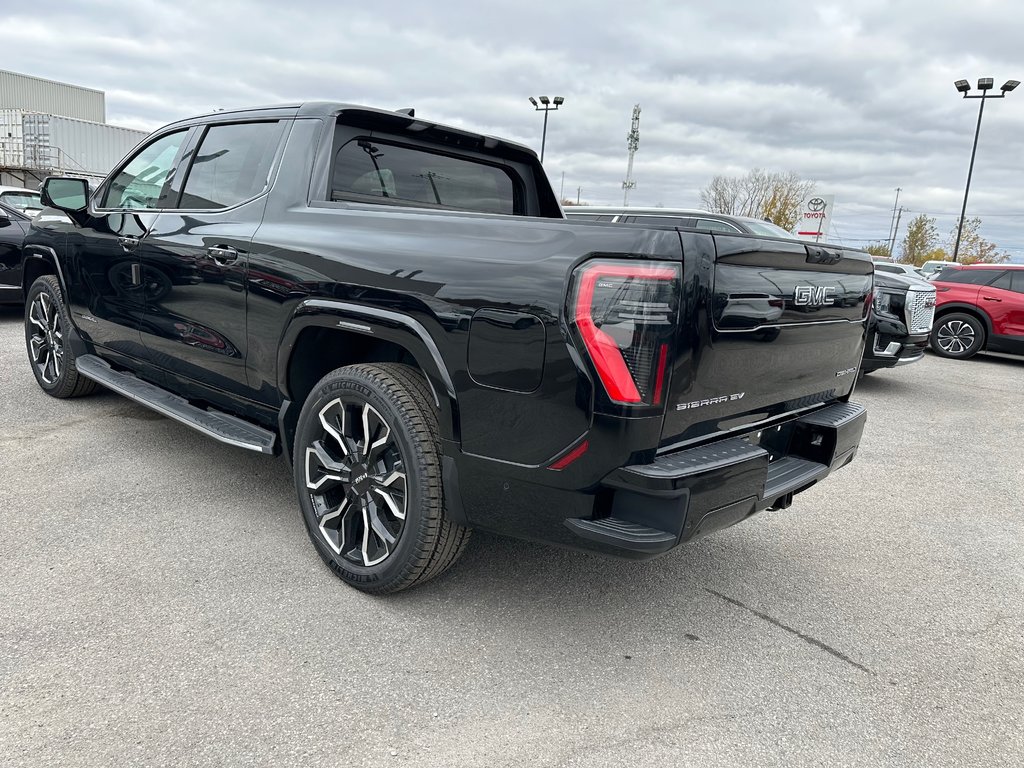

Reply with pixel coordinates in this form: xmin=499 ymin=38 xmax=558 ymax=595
xmin=570 ymin=261 xmax=680 ymax=406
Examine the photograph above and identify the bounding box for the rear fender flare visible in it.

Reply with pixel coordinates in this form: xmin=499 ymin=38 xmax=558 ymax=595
xmin=277 ymin=299 xmax=460 ymax=443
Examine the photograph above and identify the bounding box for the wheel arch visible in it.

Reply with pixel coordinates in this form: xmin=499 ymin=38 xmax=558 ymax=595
xmin=933 ymin=302 xmax=992 ymax=344
xmin=21 ymin=245 xmax=67 ymax=297
xmin=277 ymin=300 xmax=460 ymax=461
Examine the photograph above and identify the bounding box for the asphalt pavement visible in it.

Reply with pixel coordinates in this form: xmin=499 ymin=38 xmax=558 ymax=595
xmin=1 ymin=304 xmax=1022 ymax=767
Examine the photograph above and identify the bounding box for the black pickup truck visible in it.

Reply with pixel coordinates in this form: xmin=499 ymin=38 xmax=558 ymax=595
xmin=24 ymin=103 xmax=870 ymax=593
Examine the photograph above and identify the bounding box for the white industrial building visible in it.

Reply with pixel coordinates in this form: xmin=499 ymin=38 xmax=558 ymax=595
xmin=0 ymin=70 xmax=148 ymax=188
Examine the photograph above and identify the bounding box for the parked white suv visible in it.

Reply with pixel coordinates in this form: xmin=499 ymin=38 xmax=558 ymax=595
xmin=0 ymin=185 xmax=42 ymax=215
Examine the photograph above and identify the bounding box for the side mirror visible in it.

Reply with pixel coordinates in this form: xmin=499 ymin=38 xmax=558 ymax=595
xmin=41 ymin=177 xmax=89 ymax=213
xmin=0 ymin=209 xmax=10 ymax=228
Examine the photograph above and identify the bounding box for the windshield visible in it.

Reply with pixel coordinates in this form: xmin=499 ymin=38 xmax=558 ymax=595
xmin=0 ymin=191 xmax=42 ymax=211
xmin=741 ymin=219 xmax=798 ymax=239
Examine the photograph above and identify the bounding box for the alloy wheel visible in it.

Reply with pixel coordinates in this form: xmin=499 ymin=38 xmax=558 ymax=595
xmin=27 ymin=291 xmax=64 ymax=385
xmin=304 ymin=397 xmax=407 ymax=567
xmin=936 ymin=319 xmax=975 ymax=355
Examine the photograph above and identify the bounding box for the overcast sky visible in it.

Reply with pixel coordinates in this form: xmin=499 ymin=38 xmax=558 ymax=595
xmin=3 ymin=0 xmax=1023 ymax=259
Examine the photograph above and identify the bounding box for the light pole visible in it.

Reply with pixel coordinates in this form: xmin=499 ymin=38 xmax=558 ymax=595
xmin=528 ymin=96 xmax=564 ymax=162
xmin=951 ymin=77 xmax=1018 ymax=261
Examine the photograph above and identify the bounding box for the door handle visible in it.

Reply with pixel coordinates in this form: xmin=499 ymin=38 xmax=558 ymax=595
xmin=982 ymin=296 xmax=1002 ymax=302
xmin=207 ymin=245 xmax=239 ymax=266
xmin=119 ymin=235 xmax=140 ymax=252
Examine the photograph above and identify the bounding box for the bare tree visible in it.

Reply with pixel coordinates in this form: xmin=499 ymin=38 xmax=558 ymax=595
xmin=700 ymin=169 xmax=815 ymax=230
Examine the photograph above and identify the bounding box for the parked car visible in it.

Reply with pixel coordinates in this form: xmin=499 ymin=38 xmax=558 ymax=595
xmin=0 ymin=185 xmax=42 ymax=216
xmin=930 ymin=264 xmax=1024 ymax=359
xmin=862 ymin=270 xmax=936 ymax=374
xmin=920 ymin=259 xmax=959 ymax=279
xmin=0 ymin=200 xmax=31 ymax=304
xmin=564 ymin=206 xmax=935 ymax=374
xmin=25 ymin=103 xmax=869 ymax=593
xmin=564 ymin=206 xmax=799 ymax=238
xmin=874 ymin=262 xmax=926 ymax=279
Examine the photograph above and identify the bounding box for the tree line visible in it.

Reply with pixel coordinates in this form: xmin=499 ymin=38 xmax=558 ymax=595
xmin=866 ymin=215 xmax=1011 ymax=265
xmin=568 ymin=167 xmax=1014 ymax=264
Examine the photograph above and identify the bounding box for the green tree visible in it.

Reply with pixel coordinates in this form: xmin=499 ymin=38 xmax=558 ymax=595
xmin=898 ymin=214 xmax=940 ymax=266
xmin=699 ymin=169 xmax=815 ymax=230
xmin=948 ymin=217 xmax=1011 ymax=264
xmin=864 ymin=242 xmax=892 ymax=259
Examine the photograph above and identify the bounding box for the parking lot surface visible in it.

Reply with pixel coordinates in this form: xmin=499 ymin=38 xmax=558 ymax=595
xmin=1 ymin=304 xmax=1022 ymax=767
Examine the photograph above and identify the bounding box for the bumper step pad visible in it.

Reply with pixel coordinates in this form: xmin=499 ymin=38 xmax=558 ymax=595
xmin=567 ymin=401 xmax=866 ymax=554
xmin=563 ymin=517 xmax=678 ymax=554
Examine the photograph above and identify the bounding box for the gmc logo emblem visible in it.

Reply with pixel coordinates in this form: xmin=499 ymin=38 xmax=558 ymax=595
xmin=794 ymin=285 xmax=836 ymax=307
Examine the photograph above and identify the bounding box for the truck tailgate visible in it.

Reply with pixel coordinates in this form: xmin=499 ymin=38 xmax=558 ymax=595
xmin=660 ymin=234 xmax=872 ymax=447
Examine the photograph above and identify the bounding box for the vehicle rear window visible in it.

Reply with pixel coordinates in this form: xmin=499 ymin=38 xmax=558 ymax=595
xmin=740 ymin=219 xmax=794 ymax=238
xmin=178 ymin=121 xmax=285 ymax=210
xmin=933 ymin=268 xmax=1001 ymax=285
xmin=331 ymin=138 xmax=519 ymax=215
xmin=0 ymin=191 xmax=41 ymax=209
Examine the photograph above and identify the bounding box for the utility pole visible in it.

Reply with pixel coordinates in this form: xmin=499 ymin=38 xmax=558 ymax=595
xmin=576 ymin=186 xmax=581 ymax=205
xmin=886 ymin=187 xmax=901 ymax=256
xmin=622 ymin=104 xmax=640 ymax=206
xmin=888 ymin=206 xmax=904 ymax=258
xmin=559 ymin=171 xmax=565 ymax=202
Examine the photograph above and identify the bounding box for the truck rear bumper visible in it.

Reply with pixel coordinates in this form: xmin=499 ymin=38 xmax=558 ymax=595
xmin=564 ymin=401 xmax=866 ymax=557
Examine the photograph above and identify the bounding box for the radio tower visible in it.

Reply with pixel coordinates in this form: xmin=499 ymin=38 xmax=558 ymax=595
xmin=622 ymin=104 xmax=641 ymax=206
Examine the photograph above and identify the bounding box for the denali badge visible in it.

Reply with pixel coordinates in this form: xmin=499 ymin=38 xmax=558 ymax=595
xmin=835 ymin=367 xmax=858 ymax=378
xmin=677 ymin=392 xmax=745 ymax=411
xmin=794 ymin=285 xmax=836 ymax=307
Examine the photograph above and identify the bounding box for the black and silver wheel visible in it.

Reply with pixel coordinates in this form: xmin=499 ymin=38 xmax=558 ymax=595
xmin=24 ymin=275 xmax=97 ymax=398
xmin=293 ymin=363 xmax=470 ymax=593
xmin=930 ymin=312 xmax=984 ymax=360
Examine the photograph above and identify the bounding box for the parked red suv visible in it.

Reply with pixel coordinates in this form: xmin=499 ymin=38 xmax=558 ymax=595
xmin=930 ymin=264 xmax=1024 ymax=359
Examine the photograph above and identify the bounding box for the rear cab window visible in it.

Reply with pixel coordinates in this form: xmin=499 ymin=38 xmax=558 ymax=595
xmin=331 ymin=138 xmax=518 ymax=214
xmin=323 ymin=113 xmax=561 ymax=218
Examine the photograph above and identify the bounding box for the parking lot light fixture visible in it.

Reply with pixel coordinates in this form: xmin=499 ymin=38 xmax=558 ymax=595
xmin=951 ymin=76 xmax=1017 ymax=261
xmin=529 ymin=95 xmax=565 ymax=163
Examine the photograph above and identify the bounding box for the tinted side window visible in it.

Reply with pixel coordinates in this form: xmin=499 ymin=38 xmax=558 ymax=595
xmin=696 ymin=218 xmax=742 ymax=233
xmin=1012 ymin=271 xmax=1024 ymax=294
xmin=628 ymin=215 xmax=693 ymax=227
xmin=565 ymin=213 xmax=603 ymax=221
xmin=935 ymin=268 xmax=1001 ymax=285
xmin=875 ymin=264 xmax=900 ymax=275
xmin=178 ymin=122 xmax=284 ymax=210
xmin=331 ymin=138 xmax=519 ymax=215
xmin=989 ymin=271 xmax=1012 ymax=291
xmin=103 ymin=130 xmax=188 ymax=209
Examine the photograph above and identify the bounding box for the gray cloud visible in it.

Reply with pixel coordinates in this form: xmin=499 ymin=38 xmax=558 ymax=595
xmin=2 ymin=0 xmax=1022 ymax=256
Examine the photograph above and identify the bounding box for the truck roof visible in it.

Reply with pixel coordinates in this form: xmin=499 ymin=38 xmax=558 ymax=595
xmin=160 ymin=101 xmax=539 ymax=159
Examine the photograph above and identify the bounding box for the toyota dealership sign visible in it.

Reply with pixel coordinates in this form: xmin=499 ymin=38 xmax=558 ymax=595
xmin=794 ymin=194 xmax=835 ymax=241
